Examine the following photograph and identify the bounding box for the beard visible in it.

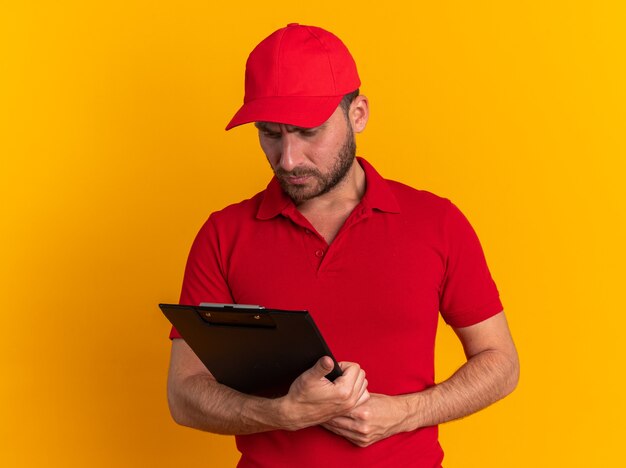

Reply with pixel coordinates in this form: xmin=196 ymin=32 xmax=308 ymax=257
xmin=274 ymin=125 xmax=357 ymax=204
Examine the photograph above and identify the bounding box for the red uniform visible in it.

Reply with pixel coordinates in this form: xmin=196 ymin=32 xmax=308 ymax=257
xmin=171 ymin=158 xmax=502 ymax=467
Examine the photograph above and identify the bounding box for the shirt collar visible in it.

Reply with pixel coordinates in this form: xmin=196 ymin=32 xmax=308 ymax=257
xmin=358 ymin=157 xmax=401 ymax=214
xmin=256 ymin=157 xmax=400 ymax=220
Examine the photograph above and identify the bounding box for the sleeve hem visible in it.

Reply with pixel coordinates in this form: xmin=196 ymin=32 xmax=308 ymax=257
xmin=443 ymin=297 xmax=504 ymax=329
xmin=168 ymin=326 xmax=182 ymax=340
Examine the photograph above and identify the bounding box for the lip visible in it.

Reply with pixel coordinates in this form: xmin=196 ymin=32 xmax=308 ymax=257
xmin=285 ymin=175 xmax=310 ymax=185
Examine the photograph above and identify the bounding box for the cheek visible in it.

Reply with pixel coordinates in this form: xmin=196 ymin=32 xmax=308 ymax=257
xmin=313 ymin=136 xmax=344 ymax=162
xmin=259 ymin=139 xmax=279 ymax=166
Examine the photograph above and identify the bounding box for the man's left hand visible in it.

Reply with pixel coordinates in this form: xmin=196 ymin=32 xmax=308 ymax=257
xmin=321 ymin=393 xmax=412 ymax=447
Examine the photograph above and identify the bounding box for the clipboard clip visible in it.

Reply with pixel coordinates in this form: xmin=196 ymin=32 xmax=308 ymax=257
xmin=196 ymin=303 xmax=276 ymax=328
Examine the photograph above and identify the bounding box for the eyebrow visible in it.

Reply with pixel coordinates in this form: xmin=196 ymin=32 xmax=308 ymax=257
xmin=254 ymin=122 xmax=326 ymax=133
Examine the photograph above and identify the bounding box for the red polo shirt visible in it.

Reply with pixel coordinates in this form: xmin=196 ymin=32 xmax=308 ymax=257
xmin=171 ymin=158 xmax=502 ymax=467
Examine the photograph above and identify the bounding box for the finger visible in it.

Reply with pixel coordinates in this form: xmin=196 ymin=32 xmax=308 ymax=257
xmin=345 ymin=371 xmax=367 ymax=407
xmin=354 ymin=367 xmax=366 ymax=388
xmin=355 ymin=369 xmax=367 ymax=393
xmin=355 ymin=387 xmax=370 ymax=407
xmin=338 ymin=361 xmax=359 ymax=372
xmin=303 ymin=356 xmax=335 ymax=380
xmin=324 ymin=415 xmax=354 ymax=429
xmin=337 ymin=362 xmax=362 ymax=385
xmin=322 ymin=424 xmax=366 ymax=447
xmin=322 ymin=420 xmax=355 ymax=436
xmin=339 ymin=366 xmax=363 ymax=397
xmin=321 ymin=422 xmax=345 ymax=437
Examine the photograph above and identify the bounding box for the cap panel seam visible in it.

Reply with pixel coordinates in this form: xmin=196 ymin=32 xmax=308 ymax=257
xmin=306 ymin=27 xmax=338 ymax=95
xmin=274 ymin=28 xmax=288 ymax=96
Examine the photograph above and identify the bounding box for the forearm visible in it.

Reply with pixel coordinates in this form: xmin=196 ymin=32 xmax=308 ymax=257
xmin=167 ymin=373 xmax=284 ymax=435
xmin=322 ymin=349 xmax=518 ymax=446
xmin=406 ymin=348 xmax=519 ymax=430
xmin=167 ymin=356 xmax=369 ymax=436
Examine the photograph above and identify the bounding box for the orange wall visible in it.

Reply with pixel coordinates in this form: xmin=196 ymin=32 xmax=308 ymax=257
xmin=2 ymin=1 xmax=624 ymax=466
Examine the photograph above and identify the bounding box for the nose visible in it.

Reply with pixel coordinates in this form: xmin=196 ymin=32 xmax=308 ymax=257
xmin=278 ymin=133 xmax=305 ymax=172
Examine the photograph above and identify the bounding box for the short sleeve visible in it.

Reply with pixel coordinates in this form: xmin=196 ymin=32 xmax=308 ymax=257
xmin=169 ymin=215 xmax=234 ymax=339
xmin=439 ymin=202 xmax=503 ymax=328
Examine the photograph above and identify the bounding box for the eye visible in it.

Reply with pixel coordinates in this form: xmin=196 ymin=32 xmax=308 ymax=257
xmin=299 ymin=129 xmax=317 ymax=138
xmin=262 ymin=131 xmax=282 ymax=140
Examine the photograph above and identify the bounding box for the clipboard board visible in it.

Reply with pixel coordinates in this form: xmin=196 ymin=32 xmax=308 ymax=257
xmin=159 ymin=303 xmax=343 ymax=398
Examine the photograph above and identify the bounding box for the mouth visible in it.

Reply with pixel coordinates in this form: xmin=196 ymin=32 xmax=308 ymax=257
xmin=284 ymin=175 xmax=311 ymax=185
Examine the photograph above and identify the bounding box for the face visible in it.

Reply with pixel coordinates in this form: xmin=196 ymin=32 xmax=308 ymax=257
xmin=256 ymin=106 xmax=357 ymax=204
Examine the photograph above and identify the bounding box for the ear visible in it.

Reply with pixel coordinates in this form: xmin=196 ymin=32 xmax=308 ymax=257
xmin=349 ymin=95 xmax=369 ymax=133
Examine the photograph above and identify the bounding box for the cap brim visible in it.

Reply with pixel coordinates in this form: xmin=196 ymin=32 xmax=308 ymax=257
xmin=225 ymin=95 xmax=344 ymax=130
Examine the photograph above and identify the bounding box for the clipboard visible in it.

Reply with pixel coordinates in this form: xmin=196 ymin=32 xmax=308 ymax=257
xmin=159 ymin=303 xmax=343 ymax=397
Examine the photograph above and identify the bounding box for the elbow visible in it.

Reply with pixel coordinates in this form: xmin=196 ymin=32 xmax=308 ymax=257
xmin=167 ymin=393 xmax=185 ymax=427
xmin=168 ymin=406 xmax=186 ymax=428
xmin=167 ymin=385 xmax=194 ymax=428
xmin=503 ymin=351 xmax=520 ymax=397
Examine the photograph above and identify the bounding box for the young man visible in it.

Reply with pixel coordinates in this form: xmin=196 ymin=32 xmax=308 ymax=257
xmin=167 ymin=23 xmax=519 ymax=467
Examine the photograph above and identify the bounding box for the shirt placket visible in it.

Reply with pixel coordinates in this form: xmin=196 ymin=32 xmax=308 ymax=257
xmin=302 ymin=227 xmax=328 ymax=271
xmin=294 ymin=204 xmax=373 ymax=275
xmin=278 ymin=206 xmax=326 ymax=273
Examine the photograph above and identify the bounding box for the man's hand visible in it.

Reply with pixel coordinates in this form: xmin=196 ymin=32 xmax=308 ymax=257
xmin=321 ymin=393 xmax=410 ymax=447
xmin=278 ymin=357 xmax=370 ymax=431
xmin=169 ymin=313 xmax=517 ymax=438
xmin=323 ymin=312 xmax=519 ymax=447
xmin=169 ymin=338 xmax=370 ymax=435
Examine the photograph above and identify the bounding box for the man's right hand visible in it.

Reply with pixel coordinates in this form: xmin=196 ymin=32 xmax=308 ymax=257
xmin=277 ymin=356 xmax=370 ymax=431
xmin=168 ymin=340 xmax=369 ymax=435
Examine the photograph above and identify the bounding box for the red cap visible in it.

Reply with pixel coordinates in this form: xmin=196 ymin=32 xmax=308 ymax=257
xmin=225 ymin=23 xmax=361 ymax=130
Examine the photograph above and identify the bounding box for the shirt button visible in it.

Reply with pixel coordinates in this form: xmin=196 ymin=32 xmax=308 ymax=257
xmin=305 ymin=229 xmax=311 ymax=235
xmin=315 ymin=249 xmax=324 ymax=257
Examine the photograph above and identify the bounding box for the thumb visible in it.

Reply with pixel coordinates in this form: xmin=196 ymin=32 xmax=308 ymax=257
xmin=309 ymin=356 xmax=334 ymax=379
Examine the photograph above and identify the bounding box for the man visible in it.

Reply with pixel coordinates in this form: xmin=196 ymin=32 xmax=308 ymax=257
xmin=167 ymin=23 xmax=519 ymax=467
